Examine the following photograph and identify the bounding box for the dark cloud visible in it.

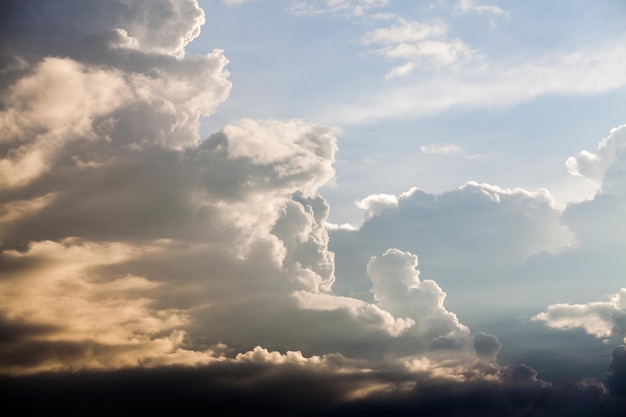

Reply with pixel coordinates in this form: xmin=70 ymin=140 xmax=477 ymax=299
xmin=607 ymin=345 xmax=626 ymax=398
xmin=1 ymin=360 xmax=622 ymax=417
xmin=473 ymin=332 xmax=502 ymax=362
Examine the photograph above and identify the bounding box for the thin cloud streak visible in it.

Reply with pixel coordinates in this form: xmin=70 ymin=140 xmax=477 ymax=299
xmin=327 ymin=40 xmax=626 ymax=124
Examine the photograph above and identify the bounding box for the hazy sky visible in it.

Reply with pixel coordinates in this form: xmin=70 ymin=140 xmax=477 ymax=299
xmin=2 ymin=1 xmax=626 ymax=415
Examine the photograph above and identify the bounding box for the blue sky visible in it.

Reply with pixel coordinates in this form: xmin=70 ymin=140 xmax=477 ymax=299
xmin=2 ymin=1 xmax=626 ymax=415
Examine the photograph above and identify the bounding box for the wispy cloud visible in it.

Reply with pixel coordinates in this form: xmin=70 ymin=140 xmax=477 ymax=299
xmin=455 ymin=0 xmax=509 ymax=17
xmin=420 ymin=144 xmax=463 ymax=154
xmin=362 ymin=17 xmax=476 ymax=73
xmin=289 ymin=0 xmax=389 ymax=17
xmin=329 ymin=39 xmax=626 ymax=124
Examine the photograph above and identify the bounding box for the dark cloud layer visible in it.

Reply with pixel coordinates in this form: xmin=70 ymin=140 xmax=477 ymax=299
xmin=2 ymin=351 xmax=625 ymax=417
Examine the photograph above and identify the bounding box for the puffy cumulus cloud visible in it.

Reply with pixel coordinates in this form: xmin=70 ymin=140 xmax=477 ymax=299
xmin=533 ymin=289 xmax=626 ymax=341
xmin=367 ymin=249 xmax=469 ymax=344
xmin=293 ymin=248 xmax=471 ymax=360
xmin=355 ymin=192 xmax=398 ymax=220
xmin=0 ymin=0 xmax=205 ymax=59
xmin=329 ymin=182 xmax=572 ymax=303
xmin=362 ymin=17 xmax=476 ymax=74
xmin=0 ymin=0 xmax=231 ymax=153
xmin=537 ymin=125 xmax=626 ymax=294
xmin=293 ymin=291 xmax=416 ymax=337
xmin=222 ymin=118 xmax=338 ymax=185
xmin=566 ymin=124 xmax=626 ymax=191
xmin=291 ymin=254 xmax=471 ymax=360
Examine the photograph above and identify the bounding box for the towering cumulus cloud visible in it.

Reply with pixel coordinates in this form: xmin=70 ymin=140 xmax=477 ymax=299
xmin=0 ymin=0 xmax=340 ymax=373
xmin=0 ymin=0 xmax=480 ymax=379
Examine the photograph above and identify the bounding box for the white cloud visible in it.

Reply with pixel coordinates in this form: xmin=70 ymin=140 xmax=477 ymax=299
xmin=368 ymin=248 xmax=470 ymax=342
xmin=329 ymin=40 xmax=626 ymax=124
xmin=223 ymin=0 xmax=255 ymax=6
xmin=420 ymin=144 xmax=463 ymax=154
xmin=293 ymin=291 xmax=416 ymax=337
xmin=362 ymin=18 xmax=475 ymax=71
xmin=559 ymin=124 xmax=626 ymax=250
xmin=455 ymin=0 xmax=509 ymax=17
xmin=362 ymin=20 xmax=448 ymax=44
xmin=385 ymin=62 xmax=416 ymax=79
xmin=534 ymin=289 xmax=626 ymax=341
xmin=566 ymin=124 xmax=626 ymax=188
xmin=289 ymin=0 xmax=389 ymax=17
xmin=356 ymin=193 xmax=398 ymax=219
xmin=294 ymin=248 xmax=471 ymax=355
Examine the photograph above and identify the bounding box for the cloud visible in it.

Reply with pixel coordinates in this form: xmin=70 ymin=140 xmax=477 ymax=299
xmin=330 ymin=182 xmax=571 ymax=302
xmin=367 ymin=249 xmax=469 ymax=342
xmin=2 ymin=356 xmax=621 ymax=416
xmin=537 ymin=125 xmax=626 ymax=285
xmin=473 ymin=332 xmax=502 ymax=362
xmin=0 ymin=113 xmax=344 ymax=373
xmin=362 ymin=17 xmax=476 ymax=72
xmin=4 ymin=2 xmax=626 ymax=414
xmin=329 ymin=40 xmax=626 ymax=123
xmin=0 ymin=0 xmax=496 ymax=378
xmin=607 ymin=345 xmax=626 ymax=398
xmin=0 ymin=0 xmax=364 ymax=374
xmin=289 ymin=0 xmax=390 ymax=17
xmin=223 ymin=0 xmax=255 ymax=6
xmin=455 ymin=0 xmax=509 ymax=17
xmin=420 ymin=143 xmax=463 ymax=154
xmin=385 ymin=61 xmax=415 ymax=79
xmin=533 ymin=289 xmax=626 ymax=341
xmin=565 ymin=124 xmax=626 ymax=189
xmin=291 ymin=247 xmax=471 ymax=358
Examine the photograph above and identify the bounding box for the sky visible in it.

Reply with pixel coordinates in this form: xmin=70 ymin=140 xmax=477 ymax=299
xmin=2 ymin=0 xmax=626 ymax=415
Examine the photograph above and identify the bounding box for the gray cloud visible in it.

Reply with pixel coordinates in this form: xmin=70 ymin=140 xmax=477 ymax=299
xmin=329 ymin=182 xmax=571 ymax=311
xmin=607 ymin=345 xmax=626 ymax=398
xmin=473 ymin=332 xmax=502 ymax=362
xmin=2 ymin=357 xmax=621 ymax=417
